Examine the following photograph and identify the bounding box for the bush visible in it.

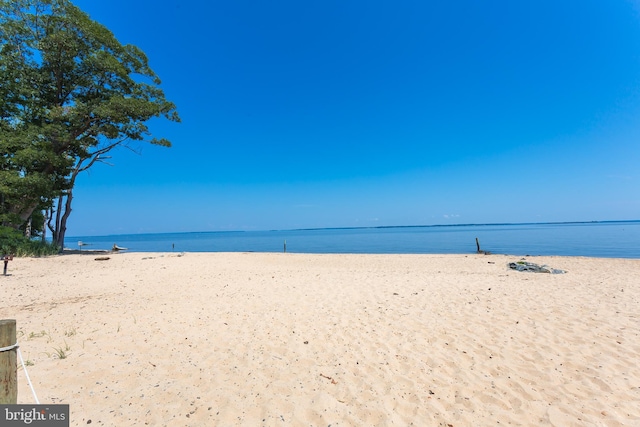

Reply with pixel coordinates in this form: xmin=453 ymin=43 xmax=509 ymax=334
xmin=0 ymin=227 xmax=24 ymax=254
xmin=0 ymin=226 xmax=59 ymax=257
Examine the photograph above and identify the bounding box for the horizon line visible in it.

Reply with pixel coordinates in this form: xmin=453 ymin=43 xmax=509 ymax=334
xmin=70 ymin=219 xmax=640 ymax=239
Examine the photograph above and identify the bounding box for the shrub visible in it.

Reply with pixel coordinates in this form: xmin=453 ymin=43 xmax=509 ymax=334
xmin=0 ymin=226 xmax=59 ymax=257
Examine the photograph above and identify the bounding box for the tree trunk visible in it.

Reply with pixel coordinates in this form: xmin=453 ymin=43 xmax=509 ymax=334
xmin=25 ymin=217 xmax=32 ymax=239
xmin=53 ymin=195 xmax=64 ymax=250
xmin=16 ymin=201 xmax=41 ymax=228
xmin=2 ymin=200 xmax=40 ymax=230
xmin=52 ymin=161 xmax=86 ymax=251
xmin=41 ymin=210 xmax=47 ymax=243
xmin=55 ymin=188 xmax=74 ymax=252
xmin=46 ymin=207 xmax=55 ymax=242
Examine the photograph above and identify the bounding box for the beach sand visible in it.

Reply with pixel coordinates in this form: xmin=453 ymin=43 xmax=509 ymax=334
xmin=1 ymin=253 xmax=639 ymax=426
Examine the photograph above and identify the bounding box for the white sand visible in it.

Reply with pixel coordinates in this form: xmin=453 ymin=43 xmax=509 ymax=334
xmin=1 ymin=253 xmax=639 ymax=426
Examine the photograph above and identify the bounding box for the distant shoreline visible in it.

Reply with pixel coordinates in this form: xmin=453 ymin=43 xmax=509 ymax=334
xmin=292 ymin=219 xmax=640 ymax=232
xmin=70 ymin=219 xmax=640 ymax=239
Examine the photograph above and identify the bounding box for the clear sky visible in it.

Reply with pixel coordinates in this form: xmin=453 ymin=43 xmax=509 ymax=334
xmin=67 ymin=0 xmax=640 ymax=236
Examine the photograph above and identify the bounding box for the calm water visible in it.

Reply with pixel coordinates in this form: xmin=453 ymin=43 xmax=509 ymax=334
xmin=69 ymin=221 xmax=640 ymax=258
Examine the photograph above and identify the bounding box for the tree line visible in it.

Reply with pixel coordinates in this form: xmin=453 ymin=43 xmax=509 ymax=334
xmin=0 ymin=0 xmax=179 ymax=254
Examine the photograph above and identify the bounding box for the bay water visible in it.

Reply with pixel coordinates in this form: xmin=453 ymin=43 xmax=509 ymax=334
xmin=69 ymin=221 xmax=640 ymax=258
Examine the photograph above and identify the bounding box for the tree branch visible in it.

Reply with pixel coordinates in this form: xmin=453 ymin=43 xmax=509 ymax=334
xmin=76 ymin=136 xmax=129 ymax=173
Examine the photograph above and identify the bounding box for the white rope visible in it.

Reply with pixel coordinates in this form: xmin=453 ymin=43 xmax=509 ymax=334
xmin=17 ymin=346 xmax=40 ymax=404
xmin=0 ymin=342 xmax=40 ymax=403
xmin=0 ymin=342 xmax=19 ymax=352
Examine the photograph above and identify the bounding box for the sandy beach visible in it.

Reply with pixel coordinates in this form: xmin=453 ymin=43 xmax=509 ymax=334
xmin=1 ymin=252 xmax=638 ymax=426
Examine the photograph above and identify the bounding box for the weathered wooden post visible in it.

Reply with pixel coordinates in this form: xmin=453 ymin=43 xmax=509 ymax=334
xmin=2 ymin=255 xmax=12 ymax=276
xmin=476 ymin=237 xmax=481 ymax=253
xmin=0 ymin=319 xmax=17 ymax=404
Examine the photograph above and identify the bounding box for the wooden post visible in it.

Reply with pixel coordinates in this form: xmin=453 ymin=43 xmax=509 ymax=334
xmin=475 ymin=237 xmax=481 ymax=253
xmin=0 ymin=319 xmax=17 ymax=404
xmin=2 ymin=255 xmax=11 ymax=275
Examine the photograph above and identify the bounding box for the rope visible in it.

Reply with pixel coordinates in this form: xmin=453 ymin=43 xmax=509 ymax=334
xmin=0 ymin=342 xmax=18 ymax=352
xmin=0 ymin=342 xmax=40 ymax=403
xmin=17 ymin=346 xmax=40 ymax=404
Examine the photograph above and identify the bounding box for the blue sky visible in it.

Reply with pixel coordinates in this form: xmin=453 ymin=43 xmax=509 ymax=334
xmin=68 ymin=0 xmax=640 ymax=236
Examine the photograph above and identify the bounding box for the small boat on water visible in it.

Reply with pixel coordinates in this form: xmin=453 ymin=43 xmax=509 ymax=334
xmin=112 ymin=244 xmax=128 ymax=252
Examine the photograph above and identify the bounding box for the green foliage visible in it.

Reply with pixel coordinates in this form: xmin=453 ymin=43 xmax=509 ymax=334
xmin=14 ymin=238 xmax=59 ymax=256
xmin=0 ymin=225 xmax=58 ymax=256
xmin=0 ymin=0 xmax=179 ymax=245
xmin=0 ymin=226 xmax=24 ymax=254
